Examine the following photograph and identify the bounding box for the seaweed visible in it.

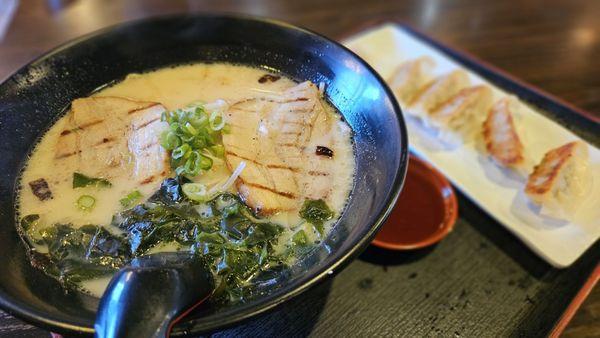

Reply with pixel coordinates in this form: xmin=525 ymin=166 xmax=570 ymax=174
xmin=299 ymin=199 xmax=334 ymax=236
xmin=21 ymin=177 xmax=292 ymax=304
xmin=72 ymin=172 xmax=112 ymax=188
xmin=34 ymin=224 xmax=130 ymax=285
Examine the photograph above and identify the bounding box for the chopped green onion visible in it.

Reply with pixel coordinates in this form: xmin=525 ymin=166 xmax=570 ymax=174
xmin=180 ymin=133 xmax=196 ymax=143
xmin=175 ymin=166 xmax=187 ymax=176
xmin=160 ymin=102 xmax=228 ymax=178
xmin=194 ymin=106 xmax=207 ymax=115
xmin=76 ymin=195 xmax=96 ymax=211
xmin=207 ymin=131 xmax=220 ymax=145
xmin=73 ymin=172 xmax=111 ymax=188
xmin=210 ymin=145 xmax=225 ymax=157
xmin=183 ymin=152 xmax=202 ymax=177
xmin=172 ymin=144 xmax=191 ymax=160
xmin=190 ymin=114 xmax=208 ymax=128
xmin=184 ymin=122 xmax=198 ymax=135
xmin=192 ymin=137 xmax=207 ymax=149
xmin=160 ymin=132 xmax=181 ymax=150
xmin=170 ymin=122 xmax=182 ymax=133
xmin=209 ymin=110 xmax=225 ymax=131
xmin=182 ymin=183 xmax=211 ymax=202
xmin=199 ymin=155 xmax=213 ymax=170
xmin=120 ymin=190 xmax=143 ymax=208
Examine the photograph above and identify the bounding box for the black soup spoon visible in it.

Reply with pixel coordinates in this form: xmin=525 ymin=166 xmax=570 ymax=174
xmin=94 ymin=252 xmax=215 ymax=338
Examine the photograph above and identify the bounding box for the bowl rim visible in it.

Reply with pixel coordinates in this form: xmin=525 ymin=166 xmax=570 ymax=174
xmin=0 ymin=12 xmax=409 ymax=335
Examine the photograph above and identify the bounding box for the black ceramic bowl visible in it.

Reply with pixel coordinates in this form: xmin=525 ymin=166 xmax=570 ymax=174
xmin=0 ymin=14 xmax=407 ymax=335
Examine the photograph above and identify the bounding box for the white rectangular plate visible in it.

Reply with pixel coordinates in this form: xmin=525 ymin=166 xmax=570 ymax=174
xmin=343 ymin=24 xmax=600 ymax=268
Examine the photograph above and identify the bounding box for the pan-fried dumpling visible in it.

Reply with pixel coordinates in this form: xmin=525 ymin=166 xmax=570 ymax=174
xmin=482 ymin=97 xmax=525 ymax=169
xmin=407 ymin=69 xmax=470 ymax=119
xmin=525 ymin=141 xmax=591 ymax=219
xmin=388 ymin=56 xmax=435 ymax=104
xmin=427 ymin=85 xmax=493 ymax=142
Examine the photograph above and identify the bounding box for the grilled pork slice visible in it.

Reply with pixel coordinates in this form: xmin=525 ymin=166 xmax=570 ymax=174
xmin=525 ymin=141 xmax=591 ymax=218
xmin=223 ymin=98 xmax=299 ymax=214
xmin=223 ymin=81 xmax=334 ymax=215
xmin=55 ymin=96 xmax=170 ymax=188
xmin=388 ymin=56 xmax=435 ymax=104
xmin=128 ymin=104 xmax=171 ymax=185
xmin=408 ymin=69 xmax=470 ymax=118
xmin=482 ymin=97 xmax=525 ymax=168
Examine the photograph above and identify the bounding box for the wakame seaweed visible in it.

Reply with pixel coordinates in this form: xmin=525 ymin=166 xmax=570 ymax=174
xmin=26 ymin=223 xmax=131 ymax=285
xmin=21 ymin=177 xmax=296 ymax=304
xmin=299 ymin=199 xmax=334 ymax=236
xmin=72 ymin=172 xmax=112 ymax=188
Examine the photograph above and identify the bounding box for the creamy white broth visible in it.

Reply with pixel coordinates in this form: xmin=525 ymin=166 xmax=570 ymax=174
xmin=18 ymin=63 xmax=355 ymax=297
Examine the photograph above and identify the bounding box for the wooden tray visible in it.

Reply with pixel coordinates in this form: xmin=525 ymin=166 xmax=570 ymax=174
xmin=1 ymin=22 xmax=598 ymax=337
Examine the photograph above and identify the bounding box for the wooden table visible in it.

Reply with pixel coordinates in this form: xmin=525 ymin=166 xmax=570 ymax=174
xmin=0 ymin=1 xmax=598 ymax=337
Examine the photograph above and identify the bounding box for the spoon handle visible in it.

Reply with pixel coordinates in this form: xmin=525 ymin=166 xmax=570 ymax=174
xmin=94 ymin=255 xmax=214 ymax=338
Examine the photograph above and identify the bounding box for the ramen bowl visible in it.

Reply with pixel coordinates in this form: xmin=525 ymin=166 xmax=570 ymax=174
xmin=0 ymin=14 xmax=407 ymax=335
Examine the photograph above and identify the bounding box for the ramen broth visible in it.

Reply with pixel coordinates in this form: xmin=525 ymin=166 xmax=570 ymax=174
xmin=18 ymin=63 xmax=355 ymax=298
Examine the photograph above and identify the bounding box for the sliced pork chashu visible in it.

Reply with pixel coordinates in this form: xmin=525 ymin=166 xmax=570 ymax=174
xmin=224 ymin=97 xmax=299 ymax=214
xmin=222 ymin=81 xmax=336 ymax=215
xmin=55 ymin=96 xmax=170 ymax=189
xmin=129 ymin=104 xmax=171 ymax=185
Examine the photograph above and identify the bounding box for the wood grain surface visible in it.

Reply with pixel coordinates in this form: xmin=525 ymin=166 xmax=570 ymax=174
xmin=0 ymin=1 xmax=599 ymax=337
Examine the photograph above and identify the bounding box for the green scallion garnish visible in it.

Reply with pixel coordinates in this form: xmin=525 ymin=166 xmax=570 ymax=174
xmin=76 ymin=195 xmax=96 ymax=211
xmin=160 ymin=103 xmax=227 ymax=177
xmin=119 ymin=190 xmax=143 ymax=208
xmin=182 ymin=183 xmax=212 ymax=202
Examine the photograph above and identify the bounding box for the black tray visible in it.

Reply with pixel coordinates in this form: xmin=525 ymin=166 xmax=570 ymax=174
xmin=1 ymin=23 xmax=599 ymax=338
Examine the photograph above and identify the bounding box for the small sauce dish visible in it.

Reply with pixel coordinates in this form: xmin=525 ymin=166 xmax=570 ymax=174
xmin=372 ymin=154 xmax=458 ymax=250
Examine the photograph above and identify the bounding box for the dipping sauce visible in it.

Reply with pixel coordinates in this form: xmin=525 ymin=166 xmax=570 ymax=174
xmin=372 ymin=155 xmax=457 ymax=250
